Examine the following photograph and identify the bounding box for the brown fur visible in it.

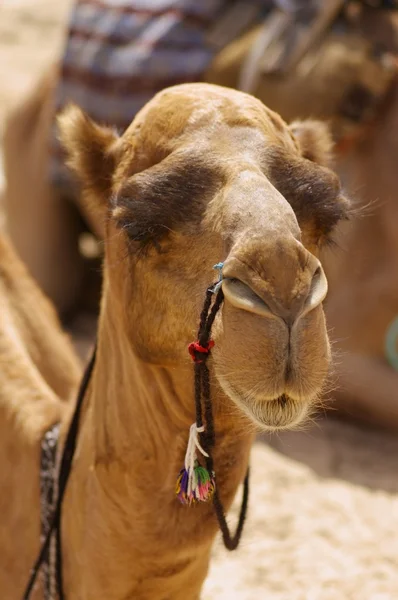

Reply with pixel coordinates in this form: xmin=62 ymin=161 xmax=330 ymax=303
xmin=1 ymin=84 xmax=343 ymax=598
xmin=0 ymin=233 xmax=81 ymax=600
xmin=289 ymin=120 xmax=334 ymax=167
xmin=113 ymin=153 xmax=218 ymax=250
xmin=266 ymin=146 xmax=350 ymax=248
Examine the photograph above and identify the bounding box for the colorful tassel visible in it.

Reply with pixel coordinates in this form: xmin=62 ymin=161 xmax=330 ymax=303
xmin=176 ymin=423 xmax=215 ymax=505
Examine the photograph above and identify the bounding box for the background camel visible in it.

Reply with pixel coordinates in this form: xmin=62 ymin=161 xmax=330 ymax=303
xmin=2 ymin=1 xmax=398 ymax=430
xmin=2 ymin=2 xmax=398 ymax=598
xmin=2 ymin=82 xmax=345 ymax=598
xmin=0 ymin=231 xmax=80 ymax=599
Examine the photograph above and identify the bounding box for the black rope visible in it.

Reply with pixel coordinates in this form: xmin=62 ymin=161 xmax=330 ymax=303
xmin=194 ymin=287 xmax=251 ymax=552
xmin=22 ymin=346 xmax=97 ymax=600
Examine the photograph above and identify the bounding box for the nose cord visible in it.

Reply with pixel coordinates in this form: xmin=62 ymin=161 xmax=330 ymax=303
xmin=176 ymin=275 xmax=250 ymax=551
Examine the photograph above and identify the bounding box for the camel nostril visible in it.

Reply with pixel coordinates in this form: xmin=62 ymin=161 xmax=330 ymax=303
xmin=222 ymin=277 xmax=273 ymax=318
xmin=303 ymin=264 xmax=328 ymax=316
xmin=312 ymin=266 xmax=321 ymax=283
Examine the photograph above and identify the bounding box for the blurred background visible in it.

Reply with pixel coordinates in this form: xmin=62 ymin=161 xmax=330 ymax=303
xmin=1 ymin=1 xmax=398 ymax=598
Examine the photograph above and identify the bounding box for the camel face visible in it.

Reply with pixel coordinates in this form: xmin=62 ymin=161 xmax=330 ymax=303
xmin=59 ymin=83 xmax=349 ymax=431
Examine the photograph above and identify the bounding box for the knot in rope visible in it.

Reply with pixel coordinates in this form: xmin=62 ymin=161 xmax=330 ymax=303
xmin=188 ymin=340 xmax=215 ymax=363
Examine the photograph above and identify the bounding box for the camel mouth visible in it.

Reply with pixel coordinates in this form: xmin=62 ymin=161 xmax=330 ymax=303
xmin=275 ymin=394 xmax=289 ymax=407
xmin=217 ymin=376 xmax=310 ymax=431
xmin=247 ymin=394 xmax=310 ymax=431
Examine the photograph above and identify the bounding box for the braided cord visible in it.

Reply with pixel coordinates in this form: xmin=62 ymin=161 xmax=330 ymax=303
xmin=194 ymin=287 xmax=250 ymax=551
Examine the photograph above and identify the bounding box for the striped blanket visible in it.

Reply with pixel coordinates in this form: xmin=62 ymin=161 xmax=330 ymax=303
xmin=50 ymin=0 xmax=273 ymax=190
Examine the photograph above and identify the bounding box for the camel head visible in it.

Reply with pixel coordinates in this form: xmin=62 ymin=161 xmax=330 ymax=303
xmin=59 ymin=83 xmax=349 ymax=431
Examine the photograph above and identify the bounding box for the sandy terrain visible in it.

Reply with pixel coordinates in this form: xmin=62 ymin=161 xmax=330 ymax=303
xmin=1 ymin=2 xmax=398 ymax=598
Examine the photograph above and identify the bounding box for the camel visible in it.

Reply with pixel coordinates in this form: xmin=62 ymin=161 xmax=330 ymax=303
xmin=0 ymin=232 xmax=81 ymax=599
xmin=205 ymin=4 xmax=398 ymax=429
xmin=1 ymin=83 xmax=346 ymax=599
xmin=2 ymin=2 xmax=397 ymax=430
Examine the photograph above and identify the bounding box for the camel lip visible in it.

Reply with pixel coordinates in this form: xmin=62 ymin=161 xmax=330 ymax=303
xmin=275 ymin=393 xmax=290 ymax=407
xmin=217 ymin=375 xmax=310 ymax=431
xmin=250 ymin=396 xmax=309 ymax=431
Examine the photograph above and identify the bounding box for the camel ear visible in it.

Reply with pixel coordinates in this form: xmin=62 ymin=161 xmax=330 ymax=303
xmin=57 ymin=105 xmax=120 ymax=203
xmin=289 ymin=120 xmax=333 ymax=167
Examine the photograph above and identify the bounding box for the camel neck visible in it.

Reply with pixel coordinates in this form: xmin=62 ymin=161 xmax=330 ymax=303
xmin=61 ymin=295 xmax=253 ymax=600
xmin=93 ymin=307 xmax=197 ymax=458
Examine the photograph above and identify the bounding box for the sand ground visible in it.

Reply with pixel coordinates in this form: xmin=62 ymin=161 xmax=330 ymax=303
xmin=1 ymin=2 xmax=398 ymax=598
